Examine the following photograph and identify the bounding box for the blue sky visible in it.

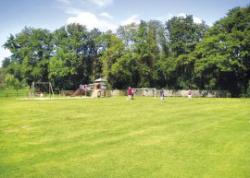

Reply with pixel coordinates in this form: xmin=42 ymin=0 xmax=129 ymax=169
xmin=0 ymin=0 xmax=249 ymax=65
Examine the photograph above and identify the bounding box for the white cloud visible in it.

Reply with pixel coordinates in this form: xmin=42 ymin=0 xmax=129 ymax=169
xmin=66 ymin=11 xmax=142 ymax=32
xmin=121 ymin=15 xmax=140 ymax=26
xmin=165 ymin=14 xmax=174 ymax=20
xmin=57 ymin=0 xmax=113 ymax=7
xmin=87 ymin=0 xmax=113 ymax=7
xmin=56 ymin=0 xmax=71 ymax=5
xmin=67 ymin=11 xmax=118 ymax=31
xmin=65 ymin=7 xmax=82 ymax=15
xmin=177 ymin=13 xmax=186 ymax=18
xmin=100 ymin=12 xmax=113 ymax=20
xmin=193 ymin=17 xmax=202 ymax=24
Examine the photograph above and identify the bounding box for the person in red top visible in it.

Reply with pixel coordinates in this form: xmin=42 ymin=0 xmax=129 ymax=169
xmin=127 ymin=87 xmax=133 ymax=100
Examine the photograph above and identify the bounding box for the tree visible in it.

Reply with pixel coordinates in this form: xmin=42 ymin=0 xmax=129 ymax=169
xmin=116 ymin=23 xmax=138 ymax=49
xmin=100 ymin=32 xmax=126 ymax=87
xmin=3 ymin=27 xmax=52 ymax=86
xmin=133 ymin=20 xmax=160 ymax=87
xmin=192 ymin=6 xmax=250 ymax=96
xmin=166 ymin=15 xmax=207 ymax=57
xmin=109 ymin=52 xmax=138 ymax=89
xmin=50 ymin=24 xmax=102 ymax=90
xmin=163 ymin=15 xmax=208 ymax=89
xmin=0 ymin=68 xmax=6 ymax=88
xmin=4 ymin=74 xmax=25 ymax=94
xmin=88 ymin=28 xmax=103 ymax=81
xmin=2 ymin=5 xmax=249 ymax=94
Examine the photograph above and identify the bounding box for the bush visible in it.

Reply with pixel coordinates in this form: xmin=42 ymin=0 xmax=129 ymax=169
xmin=245 ymin=81 xmax=250 ymax=97
xmin=240 ymin=81 xmax=250 ymax=98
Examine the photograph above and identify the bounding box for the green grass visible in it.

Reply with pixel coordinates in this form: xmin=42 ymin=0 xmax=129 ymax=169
xmin=0 ymin=97 xmax=250 ymax=178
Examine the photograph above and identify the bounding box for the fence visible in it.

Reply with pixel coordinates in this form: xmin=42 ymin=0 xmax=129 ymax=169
xmin=0 ymin=88 xmax=228 ymax=98
xmin=110 ymin=88 xmax=228 ymax=98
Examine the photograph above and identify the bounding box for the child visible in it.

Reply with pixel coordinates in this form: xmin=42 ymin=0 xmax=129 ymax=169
xmin=188 ymin=89 xmax=192 ymax=99
xmin=132 ymin=88 xmax=136 ymax=99
xmin=160 ymin=89 xmax=165 ymax=101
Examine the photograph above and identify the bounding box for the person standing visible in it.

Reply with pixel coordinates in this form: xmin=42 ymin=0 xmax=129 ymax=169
xmin=132 ymin=88 xmax=136 ymax=99
xmin=160 ymin=88 xmax=165 ymax=101
xmin=127 ymin=87 xmax=133 ymax=100
xmin=154 ymin=88 xmax=157 ymax=99
xmin=188 ymin=89 xmax=192 ymax=99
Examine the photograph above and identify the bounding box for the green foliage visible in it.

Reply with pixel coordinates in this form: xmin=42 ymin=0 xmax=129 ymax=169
xmin=2 ymin=5 xmax=250 ymax=95
xmin=3 ymin=27 xmax=52 ymax=85
xmin=100 ymin=33 xmax=125 ymax=86
xmin=110 ymin=52 xmax=138 ymax=89
xmin=192 ymin=6 xmax=250 ymax=96
xmin=0 ymin=68 xmax=6 ymax=88
xmin=4 ymin=73 xmax=25 ymax=91
xmin=50 ymin=24 xmax=95 ymax=89
xmin=133 ymin=20 xmax=161 ymax=87
xmin=166 ymin=15 xmax=208 ymax=57
xmin=163 ymin=15 xmax=208 ymax=89
xmin=116 ymin=23 xmax=138 ymax=48
xmin=246 ymin=81 xmax=250 ymax=97
xmin=0 ymin=88 xmax=29 ymax=97
xmin=241 ymin=80 xmax=250 ymax=97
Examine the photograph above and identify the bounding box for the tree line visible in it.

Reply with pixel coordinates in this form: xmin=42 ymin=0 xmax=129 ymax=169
xmin=1 ymin=5 xmax=250 ymax=96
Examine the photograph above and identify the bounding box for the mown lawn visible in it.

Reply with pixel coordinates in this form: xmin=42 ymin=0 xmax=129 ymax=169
xmin=0 ymin=97 xmax=250 ymax=178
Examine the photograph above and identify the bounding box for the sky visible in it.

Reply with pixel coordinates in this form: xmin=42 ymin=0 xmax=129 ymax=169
xmin=0 ymin=0 xmax=249 ymax=66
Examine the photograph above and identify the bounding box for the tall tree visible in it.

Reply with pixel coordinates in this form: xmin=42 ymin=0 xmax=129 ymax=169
xmin=2 ymin=5 xmax=249 ymax=94
xmin=3 ymin=27 xmax=52 ymax=86
xmin=0 ymin=68 xmax=6 ymax=88
xmin=166 ymin=15 xmax=207 ymax=57
xmin=133 ymin=20 xmax=160 ymax=87
xmin=192 ymin=6 xmax=250 ymax=96
xmin=88 ymin=28 xmax=103 ymax=81
xmin=100 ymin=32 xmax=126 ymax=88
xmin=50 ymin=24 xmax=100 ymax=89
xmin=163 ymin=15 xmax=208 ymax=88
xmin=116 ymin=23 xmax=138 ymax=49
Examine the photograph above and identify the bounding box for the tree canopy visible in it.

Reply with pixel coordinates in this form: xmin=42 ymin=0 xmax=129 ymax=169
xmin=2 ymin=5 xmax=250 ymax=96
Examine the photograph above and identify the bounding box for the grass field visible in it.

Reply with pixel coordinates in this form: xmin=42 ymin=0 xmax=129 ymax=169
xmin=0 ymin=97 xmax=250 ymax=178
